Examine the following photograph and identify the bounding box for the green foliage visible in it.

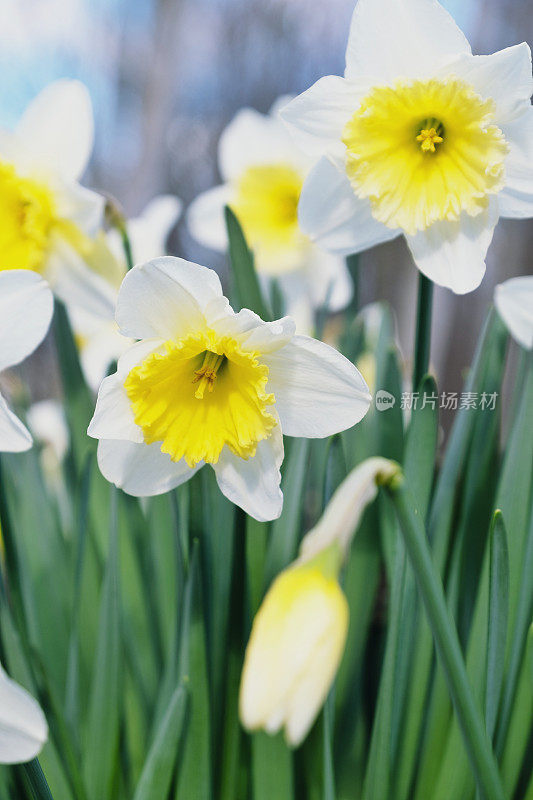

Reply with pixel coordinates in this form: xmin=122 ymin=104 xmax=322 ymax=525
xmin=0 ymin=211 xmax=531 ymax=799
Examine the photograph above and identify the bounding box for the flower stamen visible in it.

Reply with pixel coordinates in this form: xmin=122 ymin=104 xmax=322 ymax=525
xmin=416 ymin=123 xmax=444 ymax=153
xmin=192 ymin=351 xmax=225 ymax=399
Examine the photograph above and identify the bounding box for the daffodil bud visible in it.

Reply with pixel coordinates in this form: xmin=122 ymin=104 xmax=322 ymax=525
xmin=239 ymin=544 xmax=348 ymax=747
xmin=239 ymin=457 xmax=398 ymax=746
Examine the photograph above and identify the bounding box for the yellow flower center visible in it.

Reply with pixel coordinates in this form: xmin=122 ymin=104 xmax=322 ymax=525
xmin=231 ymin=163 xmax=307 ymax=273
xmin=342 ymin=78 xmax=509 ymax=235
xmin=124 ymin=330 xmax=277 ymax=467
xmin=0 ymin=162 xmax=57 ymax=272
xmin=0 ymin=160 xmax=94 ymax=273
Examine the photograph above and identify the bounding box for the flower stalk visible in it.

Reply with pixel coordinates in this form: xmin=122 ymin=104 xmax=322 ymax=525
xmin=412 ymin=273 xmax=434 ymax=390
xmin=380 ymin=465 xmax=505 ymax=800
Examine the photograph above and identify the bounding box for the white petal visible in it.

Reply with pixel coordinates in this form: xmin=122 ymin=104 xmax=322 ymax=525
xmin=405 ymin=204 xmax=498 ymax=294
xmin=131 ymin=195 xmax=182 ymax=257
xmin=279 ymin=76 xmax=362 ymax=160
xmin=219 ymin=108 xmax=306 ymax=182
xmin=206 ymin=302 xmax=296 ymax=353
xmin=88 ymin=372 xmax=144 ymax=443
xmin=97 ymin=439 xmax=199 ymax=497
xmin=116 ymin=257 xmax=221 ymax=340
xmin=0 ymin=394 xmax=33 ymax=453
xmin=271 ymin=272 xmax=315 ymax=335
xmin=298 ymin=157 xmax=399 ymax=256
xmin=0 ymin=270 xmax=53 ymax=371
xmin=186 ymin=185 xmax=232 ymax=252
xmin=46 ymin=238 xmax=117 ymax=321
xmin=499 ymin=108 xmax=533 ymax=218
xmin=78 ymin=324 xmax=132 ymax=393
xmin=501 ymin=106 xmax=533 ymax=162
xmin=213 ymin=424 xmax=284 ymax=521
xmin=54 ymin=182 xmax=104 ymax=237
xmin=306 ymin=250 xmax=353 ymax=312
xmin=345 ymin=0 xmax=471 ymax=83
xmin=494 ymin=276 xmax=533 ymax=350
xmin=87 ymin=338 xmax=165 ymax=437
xmin=447 ymin=44 xmax=533 ymax=125
xmin=0 ymin=663 xmax=48 ymax=764
xmin=15 ymin=79 xmax=94 ymax=182
xmin=264 ymin=335 xmax=371 ymax=438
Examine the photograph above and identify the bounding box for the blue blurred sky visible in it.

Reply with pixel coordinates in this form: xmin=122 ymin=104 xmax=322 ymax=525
xmin=0 ymin=0 xmax=480 ymax=205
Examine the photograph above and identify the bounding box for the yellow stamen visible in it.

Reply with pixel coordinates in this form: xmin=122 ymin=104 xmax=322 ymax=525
xmin=416 ymin=126 xmax=444 ymax=153
xmin=192 ymin=351 xmax=225 ymax=399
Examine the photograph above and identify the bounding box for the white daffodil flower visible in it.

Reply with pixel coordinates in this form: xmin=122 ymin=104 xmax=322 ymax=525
xmin=88 ymin=257 xmax=371 ymax=521
xmin=494 ymin=275 xmax=533 ymax=350
xmin=27 ymin=400 xmax=69 ymax=462
xmin=187 ymin=99 xmax=353 ymax=332
xmin=0 ymin=271 xmax=53 ymax=452
xmin=240 ymin=457 xmax=396 ymax=745
xmin=0 ymin=662 xmax=48 ymax=764
xmin=0 ymin=79 xmax=113 ymax=316
xmin=68 ymin=195 xmax=182 ymax=391
xmin=280 ymin=0 xmax=533 ymax=294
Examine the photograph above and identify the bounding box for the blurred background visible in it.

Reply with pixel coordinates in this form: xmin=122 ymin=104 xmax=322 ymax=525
xmin=2 ymin=0 xmax=532 ymax=402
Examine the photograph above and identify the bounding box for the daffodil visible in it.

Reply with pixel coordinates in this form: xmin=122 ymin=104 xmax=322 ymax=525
xmin=240 ymin=457 xmax=395 ymax=744
xmin=88 ymin=257 xmax=371 ymax=520
xmin=240 ymin=544 xmax=348 ymax=746
xmin=281 ymin=0 xmax=533 ymax=294
xmin=68 ymin=195 xmax=182 ymax=390
xmin=0 ymin=270 xmax=53 ymax=452
xmin=0 ymin=661 xmax=48 ymax=764
xmin=186 ymin=99 xmax=352 ymax=331
xmin=0 ymin=79 xmax=112 ymax=315
xmin=494 ymin=275 xmax=533 ymax=349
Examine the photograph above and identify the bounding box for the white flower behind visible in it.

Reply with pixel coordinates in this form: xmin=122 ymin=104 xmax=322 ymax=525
xmin=0 ymin=79 xmax=113 ymax=316
xmin=0 ymin=662 xmax=48 ymax=764
xmin=0 ymin=271 xmax=53 ymax=452
xmin=494 ymin=275 xmax=533 ymax=349
xmin=281 ymin=0 xmax=533 ymax=294
xmin=187 ymin=99 xmax=352 ymax=332
xmin=88 ymin=257 xmax=371 ymax=521
xmin=68 ymin=195 xmax=182 ymax=390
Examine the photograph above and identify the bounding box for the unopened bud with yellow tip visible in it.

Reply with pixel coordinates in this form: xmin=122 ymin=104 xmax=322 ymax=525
xmin=239 ymin=543 xmax=347 ymax=747
xmin=239 ymin=457 xmax=397 ymax=746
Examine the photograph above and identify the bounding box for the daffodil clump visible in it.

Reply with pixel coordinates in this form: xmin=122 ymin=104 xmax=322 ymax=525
xmin=0 ymin=1 xmax=533 ymax=800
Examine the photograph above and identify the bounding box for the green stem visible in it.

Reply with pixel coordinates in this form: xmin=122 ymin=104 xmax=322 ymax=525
xmin=412 ymin=273 xmax=434 ymax=391
xmin=383 ymin=471 xmax=505 ymax=800
xmin=120 ymin=224 xmax=134 ymax=272
xmin=18 ymin=759 xmax=55 ymax=800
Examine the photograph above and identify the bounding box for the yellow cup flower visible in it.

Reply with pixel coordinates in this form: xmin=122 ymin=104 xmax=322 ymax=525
xmin=281 ymin=0 xmax=533 ymax=294
xmin=88 ymin=257 xmax=371 ymax=520
xmin=240 ymin=546 xmax=348 ymax=747
xmin=187 ymin=100 xmax=353 ymax=333
xmin=0 ymin=79 xmax=117 ymax=318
